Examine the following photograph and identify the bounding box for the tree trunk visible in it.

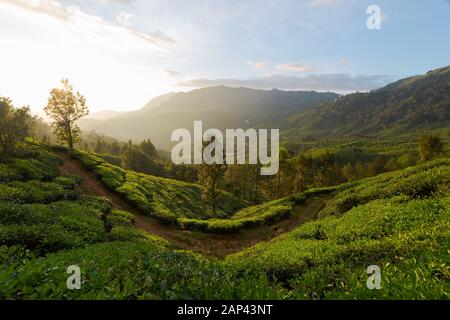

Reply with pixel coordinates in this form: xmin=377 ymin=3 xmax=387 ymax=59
xmin=212 ymin=182 xmax=216 ymax=215
xmin=277 ymin=171 xmax=281 ymax=198
xmin=67 ymin=121 xmax=73 ymax=149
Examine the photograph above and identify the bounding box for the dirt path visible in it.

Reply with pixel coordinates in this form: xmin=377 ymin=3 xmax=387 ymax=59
xmin=57 ymin=152 xmax=327 ymax=258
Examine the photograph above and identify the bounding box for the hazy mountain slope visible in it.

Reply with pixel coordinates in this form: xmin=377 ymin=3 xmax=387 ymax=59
xmin=78 ymin=86 xmax=338 ymax=149
xmin=85 ymin=110 xmax=126 ymax=120
xmin=279 ymin=66 xmax=450 ymax=141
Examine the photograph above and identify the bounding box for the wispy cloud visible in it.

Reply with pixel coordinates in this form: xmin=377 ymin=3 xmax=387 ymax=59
xmin=97 ymin=0 xmax=133 ymax=5
xmin=0 ymin=0 xmax=175 ymax=48
xmin=161 ymin=68 xmax=182 ymax=80
xmin=278 ymin=63 xmax=318 ymax=73
xmin=177 ymin=73 xmax=394 ymax=93
xmin=247 ymin=61 xmax=267 ymax=70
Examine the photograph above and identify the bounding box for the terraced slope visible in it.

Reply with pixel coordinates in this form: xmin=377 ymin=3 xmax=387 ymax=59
xmin=70 ymin=149 xmax=333 ymax=233
xmin=57 ymin=151 xmax=328 ymax=256
xmin=1 ymin=141 xmax=448 ymax=299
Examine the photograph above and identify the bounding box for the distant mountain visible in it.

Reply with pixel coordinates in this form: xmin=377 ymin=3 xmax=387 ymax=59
xmin=85 ymin=110 xmax=126 ymax=120
xmin=78 ymin=86 xmax=338 ymax=149
xmin=277 ymin=66 xmax=450 ymax=142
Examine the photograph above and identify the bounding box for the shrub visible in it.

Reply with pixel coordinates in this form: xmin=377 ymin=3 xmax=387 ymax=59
xmin=0 ymin=164 xmax=21 ymax=182
xmin=108 ymin=209 xmax=135 ymax=226
xmin=53 ymin=175 xmax=82 ymax=189
xmin=77 ymin=195 xmax=113 ymax=214
xmin=71 ymin=149 xmax=243 ymax=223
xmin=0 ymin=180 xmax=76 ymax=204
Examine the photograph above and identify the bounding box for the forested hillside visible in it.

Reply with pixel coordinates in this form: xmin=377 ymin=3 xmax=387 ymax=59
xmin=278 ymin=66 xmax=450 ymax=141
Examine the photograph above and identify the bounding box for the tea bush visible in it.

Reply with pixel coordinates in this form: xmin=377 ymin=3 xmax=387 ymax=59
xmin=319 ymin=158 xmax=450 ymax=217
xmin=1 ymin=142 xmax=448 ymax=299
xmin=226 ymin=195 xmax=450 ymax=298
xmin=70 ymin=150 xmax=243 ymax=223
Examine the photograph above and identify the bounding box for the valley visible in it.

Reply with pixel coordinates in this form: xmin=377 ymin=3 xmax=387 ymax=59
xmin=56 ymin=150 xmax=329 ymax=257
xmin=0 ymin=66 xmax=449 ymax=300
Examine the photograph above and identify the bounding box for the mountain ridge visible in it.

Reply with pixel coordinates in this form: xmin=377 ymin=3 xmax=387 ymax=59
xmin=277 ymin=65 xmax=450 ymax=141
xmin=78 ymin=86 xmax=339 ymax=149
xmin=78 ymin=66 xmax=450 ymax=149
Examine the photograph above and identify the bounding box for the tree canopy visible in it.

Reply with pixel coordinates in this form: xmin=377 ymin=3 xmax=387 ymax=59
xmin=44 ymin=79 xmax=89 ymax=149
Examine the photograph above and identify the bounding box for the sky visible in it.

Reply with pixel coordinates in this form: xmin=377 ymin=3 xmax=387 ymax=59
xmin=0 ymin=0 xmax=449 ymax=114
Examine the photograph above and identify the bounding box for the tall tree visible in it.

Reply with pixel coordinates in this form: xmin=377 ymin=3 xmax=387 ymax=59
xmin=419 ymin=132 xmax=444 ymax=162
xmin=293 ymin=152 xmax=313 ymax=192
xmin=275 ymin=147 xmax=292 ymax=198
xmin=314 ymin=150 xmax=335 ymax=186
xmin=197 ymin=137 xmax=227 ymax=215
xmin=0 ymin=97 xmax=32 ymax=156
xmin=44 ymin=79 xmax=89 ymax=149
xmin=342 ymin=162 xmax=356 ymax=182
xmin=121 ymin=140 xmax=164 ymax=176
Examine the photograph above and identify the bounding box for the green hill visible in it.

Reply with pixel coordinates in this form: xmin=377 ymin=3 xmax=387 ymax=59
xmin=70 ymin=149 xmax=333 ymax=232
xmin=1 ymin=141 xmax=448 ymax=299
xmin=226 ymin=158 xmax=450 ymax=299
xmin=69 ymin=149 xmax=243 ymax=223
xmin=278 ymin=66 xmax=450 ymax=142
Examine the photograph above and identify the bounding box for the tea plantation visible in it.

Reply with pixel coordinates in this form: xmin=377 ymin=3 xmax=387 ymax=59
xmin=0 ymin=141 xmax=448 ymax=299
xmin=70 ymin=149 xmax=334 ymax=232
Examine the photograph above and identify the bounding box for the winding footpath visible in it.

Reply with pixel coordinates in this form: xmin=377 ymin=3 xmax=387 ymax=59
xmin=56 ymin=152 xmax=327 ymax=258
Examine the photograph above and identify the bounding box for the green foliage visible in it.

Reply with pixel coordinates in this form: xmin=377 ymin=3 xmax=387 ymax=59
xmin=44 ymin=79 xmax=89 ymax=149
xmin=280 ymin=66 xmax=450 ymax=142
xmin=0 ymin=97 xmax=33 ymax=156
xmin=53 ymin=175 xmax=82 ymax=190
xmin=0 ymin=201 xmax=110 ymax=253
xmin=70 ymin=149 xmax=243 ymax=225
xmin=319 ymin=158 xmax=450 ymax=217
xmin=420 ymin=132 xmax=444 ymax=162
xmin=197 ymin=138 xmax=227 ymax=215
xmin=0 ymin=164 xmax=22 ymax=182
xmin=0 ymin=241 xmax=288 ymax=300
xmin=179 ymin=200 xmax=294 ymax=233
xmin=0 ymin=141 xmax=61 ymax=182
xmin=0 ymin=140 xmax=449 ymax=299
xmin=226 ymin=196 xmax=450 ymax=299
xmin=108 ymin=209 xmax=135 ymax=226
xmin=77 ymin=195 xmax=113 ymax=214
xmin=0 ymin=180 xmax=77 ymax=204
xmin=121 ymin=140 xmax=165 ymax=177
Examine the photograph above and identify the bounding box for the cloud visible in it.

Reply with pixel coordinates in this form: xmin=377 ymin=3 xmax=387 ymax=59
xmin=0 ymin=0 xmax=175 ymax=48
xmin=278 ymin=63 xmax=318 ymax=73
xmin=2 ymin=0 xmax=70 ymax=20
xmin=97 ymin=0 xmax=133 ymax=5
xmin=247 ymin=61 xmax=267 ymax=70
xmin=177 ymin=73 xmax=394 ymax=93
xmin=161 ymin=68 xmax=182 ymax=80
